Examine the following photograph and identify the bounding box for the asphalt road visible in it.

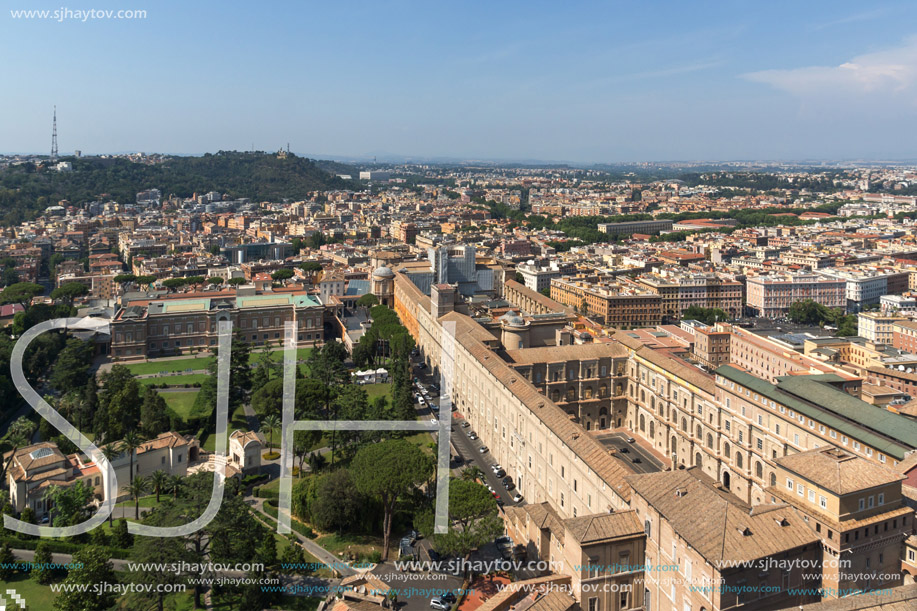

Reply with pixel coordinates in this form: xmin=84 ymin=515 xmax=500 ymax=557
xmin=448 ymin=414 xmax=521 ymax=507
xmin=594 ymin=432 xmax=664 ymax=474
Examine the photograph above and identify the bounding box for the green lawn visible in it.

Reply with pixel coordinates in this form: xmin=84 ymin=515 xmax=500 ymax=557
xmin=0 ymin=571 xmax=59 ymax=610
xmin=363 ymin=382 xmax=393 ymax=402
xmin=249 ymin=347 xmax=313 ymax=364
xmin=313 ymin=532 xmax=388 ymax=559
xmin=124 ymin=356 xmax=214 ymax=376
xmin=115 ymin=494 xmax=164 ymax=509
xmin=159 ymin=391 xmax=199 ymax=421
xmin=230 ymin=404 xmax=249 ymax=430
xmin=404 ymin=431 xmax=435 ymax=454
xmin=138 ymin=374 xmax=210 ymax=387
xmin=122 ymin=347 xmax=313 ymax=377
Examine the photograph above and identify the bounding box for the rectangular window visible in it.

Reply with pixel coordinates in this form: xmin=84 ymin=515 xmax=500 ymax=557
xmin=820 ymin=495 xmax=827 ymax=509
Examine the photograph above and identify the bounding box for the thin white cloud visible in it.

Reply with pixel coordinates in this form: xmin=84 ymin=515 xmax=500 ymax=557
xmin=743 ymin=37 xmax=917 ymax=97
xmin=813 ymin=8 xmax=890 ymax=31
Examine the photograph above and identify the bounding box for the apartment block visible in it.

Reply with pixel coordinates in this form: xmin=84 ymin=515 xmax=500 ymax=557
xmin=746 ymin=273 xmax=846 ymax=318
xmin=551 ymin=276 xmax=662 ymax=328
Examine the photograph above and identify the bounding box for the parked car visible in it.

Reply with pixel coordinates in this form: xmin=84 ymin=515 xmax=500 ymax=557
xmin=418 ymin=397 xmax=426 ymax=406
xmin=619 ymin=447 xmax=629 ymax=453
xmin=493 ymin=468 xmax=506 ymax=478
xmin=469 ymin=431 xmax=478 ymax=440
xmin=440 ymin=592 xmax=457 ymax=604
xmin=512 ymin=493 xmax=524 ymax=503
xmin=503 ymin=481 xmax=516 ymax=491
xmin=491 ymin=464 xmax=503 ymax=473
xmin=461 ymin=421 xmax=470 ymax=428
xmin=479 ymin=446 xmax=489 ymax=454
xmin=495 ymin=498 xmax=505 ymax=507
xmin=430 ymin=598 xmax=450 ymax=610
xmin=632 ymin=457 xmax=642 ymax=464
xmin=626 ymin=437 xmax=636 ymax=443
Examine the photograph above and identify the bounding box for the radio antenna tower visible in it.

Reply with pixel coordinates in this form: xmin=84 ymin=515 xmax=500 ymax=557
xmin=50 ymin=106 xmax=58 ymax=161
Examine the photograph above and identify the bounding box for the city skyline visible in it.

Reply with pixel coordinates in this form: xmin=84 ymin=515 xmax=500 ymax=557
xmin=3 ymin=1 xmax=917 ymax=162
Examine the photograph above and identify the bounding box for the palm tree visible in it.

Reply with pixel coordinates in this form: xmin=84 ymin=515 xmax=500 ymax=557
xmin=150 ymin=470 xmax=169 ymax=503
xmin=462 ymin=465 xmax=484 ymax=483
xmin=261 ymin=414 xmax=281 ymax=451
xmin=120 ymin=431 xmax=145 ymax=486
xmin=124 ymin=476 xmax=150 ymax=520
xmin=167 ymin=475 xmax=183 ymax=500
xmin=99 ymin=444 xmax=121 ymax=525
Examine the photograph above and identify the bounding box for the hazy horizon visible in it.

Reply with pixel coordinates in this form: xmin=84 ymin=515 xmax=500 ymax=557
xmin=4 ymin=1 xmax=917 ymax=162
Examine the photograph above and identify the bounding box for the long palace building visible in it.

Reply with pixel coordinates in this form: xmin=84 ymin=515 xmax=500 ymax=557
xmin=393 ymin=266 xmax=917 ymax=611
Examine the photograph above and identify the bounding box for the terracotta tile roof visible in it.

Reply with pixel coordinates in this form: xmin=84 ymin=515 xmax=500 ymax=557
xmin=441 ymin=311 xmax=636 ymax=503
xmin=9 ymin=442 xmax=67 ymax=472
xmin=564 ymin=510 xmax=642 ymax=544
xmin=504 ymin=342 xmax=628 ymax=364
xmin=797 ymin=583 xmax=917 ymax=610
xmin=627 ymin=467 xmax=820 ymax=565
xmin=525 ymin=590 xmax=577 ymax=611
xmin=524 ymin=502 xmax=567 ymax=545
xmin=775 ymin=447 xmax=905 ymax=495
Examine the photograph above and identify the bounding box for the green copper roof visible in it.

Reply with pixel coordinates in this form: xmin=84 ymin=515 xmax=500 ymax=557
xmin=715 ymin=365 xmax=914 ymax=460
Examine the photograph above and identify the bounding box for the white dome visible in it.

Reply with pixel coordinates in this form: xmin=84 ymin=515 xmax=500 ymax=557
xmin=373 ymin=266 xmax=395 ymax=279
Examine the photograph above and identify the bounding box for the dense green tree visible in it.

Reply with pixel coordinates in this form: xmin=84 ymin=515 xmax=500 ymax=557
xmin=45 ymin=480 xmax=92 ymax=527
xmin=96 ymin=364 xmax=142 ymax=441
xmin=32 ymin=541 xmax=54 ymax=584
xmin=140 ymin=388 xmax=170 ymax=437
xmin=682 ymin=305 xmax=729 ymax=325
xmin=50 ymin=282 xmax=89 ymax=305
xmin=356 ymin=293 xmax=379 ymax=308
xmin=310 ymin=469 xmax=364 ymax=533
xmin=351 ymin=439 xmax=433 ymax=560
xmin=271 ymin=268 xmax=294 ymax=281
xmin=416 ymin=479 xmax=503 ymax=561
xmin=111 ymin=518 xmax=132 ymax=548
xmin=49 ymin=337 xmax=94 ymax=395
xmin=0 ymin=541 xmax=15 ymax=579
xmin=126 ymin=534 xmax=193 ymax=611
xmin=53 ymin=546 xmax=117 ymax=611
xmin=0 ymin=281 xmax=43 ymax=308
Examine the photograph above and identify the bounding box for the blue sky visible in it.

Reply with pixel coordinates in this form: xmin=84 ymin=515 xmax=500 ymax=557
xmin=3 ymin=1 xmax=917 ymax=162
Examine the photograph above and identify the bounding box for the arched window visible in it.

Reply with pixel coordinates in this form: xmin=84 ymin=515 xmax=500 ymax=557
xmin=755 ymin=462 xmax=763 ymax=479
xmin=695 ymin=452 xmax=702 ymax=467
xmin=650 ymin=421 xmax=655 ymax=438
xmin=641 ymin=389 xmax=646 ymax=403
xmin=551 ymin=389 xmax=560 ymax=402
xmin=584 ymin=387 xmax=594 ymax=400
xmin=724 ymin=442 xmax=731 ymax=458
xmin=566 ymin=387 xmax=576 ymax=401
xmin=598 ymin=407 xmax=608 ymax=416
xmin=706 ymin=434 xmax=713 ymax=449
xmin=650 ymin=397 xmax=655 ymax=411
xmin=736 ymin=453 xmax=744 ymax=469
xmin=681 ymin=418 xmax=687 ymax=432
xmin=644 ymin=520 xmax=652 ymax=538
xmin=639 ymin=414 xmax=646 ymax=432
xmin=696 ymin=425 xmax=702 ymax=439
xmin=600 ymin=384 xmax=608 ymax=397
xmin=770 ymin=472 xmax=777 ymax=487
